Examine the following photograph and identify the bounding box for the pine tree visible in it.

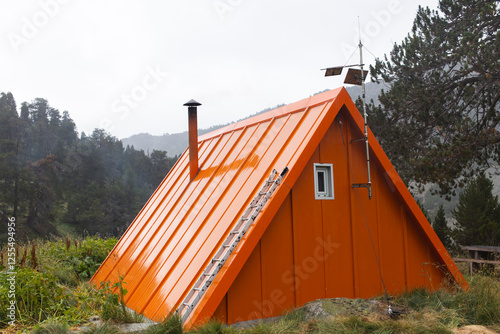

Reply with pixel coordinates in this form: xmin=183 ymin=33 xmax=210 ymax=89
xmin=416 ymin=199 xmax=431 ymax=222
xmin=452 ymin=173 xmax=500 ymax=246
xmin=433 ymin=205 xmax=452 ymax=250
xmin=368 ymin=0 xmax=500 ymax=195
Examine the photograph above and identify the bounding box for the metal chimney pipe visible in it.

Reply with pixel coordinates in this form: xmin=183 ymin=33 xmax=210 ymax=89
xmin=184 ymin=99 xmax=201 ymax=180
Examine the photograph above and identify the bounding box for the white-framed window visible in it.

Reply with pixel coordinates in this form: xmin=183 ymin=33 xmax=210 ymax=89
xmin=314 ymin=163 xmax=334 ymax=200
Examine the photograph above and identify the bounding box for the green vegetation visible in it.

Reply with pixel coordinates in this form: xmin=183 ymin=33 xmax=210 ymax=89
xmin=433 ymin=205 xmax=453 ymax=250
xmin=100 ymin=275 xmax=143 ymax=324
xmin=32 ymin=322 xmax=70 ymax=334
xmin=452 ymin=173 xmax=500 ymax=246
xmin=0 ymin=92 xmax=178 ymax=242
xmin=145 ymin=314 xmax=184 ymax=334
xmin=0 ymin=236 xmax=124 ymax=330
xmin=81 ymin=322 xmax=122 ymax=334
xmin=396 ymin=275 xmax=500 ymax=329
xmin=367 ymin=0 xmax=500 ymax=196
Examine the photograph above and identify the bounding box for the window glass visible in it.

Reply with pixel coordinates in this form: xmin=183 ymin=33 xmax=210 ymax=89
xmin=317 ymin=171 xmax=325 ymax=193
xmin=314 ymin=163 xmax=334 ymax=200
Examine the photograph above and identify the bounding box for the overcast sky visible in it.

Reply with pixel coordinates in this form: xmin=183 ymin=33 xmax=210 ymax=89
xmin=1 ymin=0 xmax=439 ymax=139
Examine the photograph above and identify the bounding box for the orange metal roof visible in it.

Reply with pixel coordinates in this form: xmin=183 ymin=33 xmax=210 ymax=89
xmin=91 ymin=87 xmax=466 ymax=326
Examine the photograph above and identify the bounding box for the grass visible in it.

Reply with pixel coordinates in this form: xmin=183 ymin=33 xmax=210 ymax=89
xmin=213 ymin=273 xmax=500 ymax=334
xmin=82 ymin=322 xmax=122 ymax=334
xmin=1 ymin=237 xmax=499 ymax=333
xmin=145 ymin=314 xmax=184 ymax=334
xmin=32 ymin=321 xmax=70 ymax=334
xmin=0 ymin=236 xmax=120 ymax=330
xmin=395 ymin=274 xmax=500 ymax=329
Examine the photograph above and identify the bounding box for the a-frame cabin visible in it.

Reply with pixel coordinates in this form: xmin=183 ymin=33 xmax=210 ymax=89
xmin=91 ymin=87 xmax=467 ymax=328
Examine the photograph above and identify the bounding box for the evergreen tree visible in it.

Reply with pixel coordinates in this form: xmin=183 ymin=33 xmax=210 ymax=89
xmin=0 ymin=91 xmax=179 ymax=241
xmin=416 ymin=199 xmax=431 ymax=222
xmin=150 ymin=149 xmax=176 ymax=186
xmin=368 ymin=0 xmax=500 ymax=195
xmin=433 ymin=204 xmax=452 ymax=250
xmin=0 ymin=92 xmax=19 ymax=218
xmin=452 ymin=173 xmax=500 ymax=246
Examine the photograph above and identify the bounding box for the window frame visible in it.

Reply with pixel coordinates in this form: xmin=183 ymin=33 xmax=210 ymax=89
xmin=313 ymin=163 xmax=334 ymax=200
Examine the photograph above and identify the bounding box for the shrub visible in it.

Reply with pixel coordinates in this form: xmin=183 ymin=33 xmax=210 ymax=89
xmin=0 ymin=268 xmax=68 ymax=326
xmin=0 ymin=236 xmax=118 ymax=328
xmin=38 ymin=236 xmax=118 ymax=285
xmin=100 ymin=275 xmax=142 ymax=324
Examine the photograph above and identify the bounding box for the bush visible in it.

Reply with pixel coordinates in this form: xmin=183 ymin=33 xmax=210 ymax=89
xmin=100 ymin=275 xmax=143 ymax=324
xmin=0 ymin=268 xmax=68 ymax=326
xmin=39 ymin=236 xmax=118 ymax=285
xmin=0 ymin=236 xmax=118 ymax=328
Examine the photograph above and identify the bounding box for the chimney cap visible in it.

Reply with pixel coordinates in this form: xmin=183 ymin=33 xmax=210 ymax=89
xmin=184 ymin=99 xmax=202 ymax=107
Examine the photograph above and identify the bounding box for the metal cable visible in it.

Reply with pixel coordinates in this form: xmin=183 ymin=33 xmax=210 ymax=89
xmin=343 ymin=46 xmax=358 ymax=68
xmin=363 ymin=45 xmax=378 ymax=62
xmin=337 ymin=118 xmax=391 ymax=307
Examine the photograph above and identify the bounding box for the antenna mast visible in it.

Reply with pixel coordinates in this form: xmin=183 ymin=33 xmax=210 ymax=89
xmin=358 ymin=28 xmax=372 ymax=199
xmin=321 ymin=20 xmax=372 ymax=199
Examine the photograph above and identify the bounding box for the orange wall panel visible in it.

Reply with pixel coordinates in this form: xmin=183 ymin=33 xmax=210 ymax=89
xmin=318 ymin=117 xmax=355 ymax=298
xmin=291 ymin=148 xmax=327 ymax=306
xmin=347 ymin=122 xmax=382 ymax=298
xmin=405 ymin=213 xmax=431 ymax=289
xmin=373 ymin=167 xmax=407 ymax=294
xmin=260 ymin=193 xmax=295 ymax=318
xmin=227 ymin=242 xmax=263 ymax=324
xmin=213 ymin=295 xmax=227 ymax=324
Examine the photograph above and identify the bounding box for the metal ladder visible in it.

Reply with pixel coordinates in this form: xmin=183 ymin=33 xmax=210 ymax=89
xmin=177 ymin=166 xmax=289 ymax=323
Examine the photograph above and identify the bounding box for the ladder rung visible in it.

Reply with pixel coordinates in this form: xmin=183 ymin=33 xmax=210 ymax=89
xmin=182 ymin=303 xmax=192 ymax=307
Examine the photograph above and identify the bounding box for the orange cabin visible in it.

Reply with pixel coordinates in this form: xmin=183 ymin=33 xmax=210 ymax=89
xmin=91 ymin=87 xmax=467 ymax=328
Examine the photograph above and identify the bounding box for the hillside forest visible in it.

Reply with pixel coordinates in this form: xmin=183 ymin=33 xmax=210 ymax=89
xmin=0 ymin=93 xmax=178 ymax=243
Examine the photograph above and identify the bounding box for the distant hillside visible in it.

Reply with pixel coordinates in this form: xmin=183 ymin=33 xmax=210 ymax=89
xmin=345 ymin=81 xmax=385 ymax=105
xmin=121 ymin=126 xmax=223 ymax=157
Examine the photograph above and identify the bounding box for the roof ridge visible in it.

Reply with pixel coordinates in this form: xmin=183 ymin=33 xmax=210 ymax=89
xmin=198 ymin=88 xmax=344 ymax=142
